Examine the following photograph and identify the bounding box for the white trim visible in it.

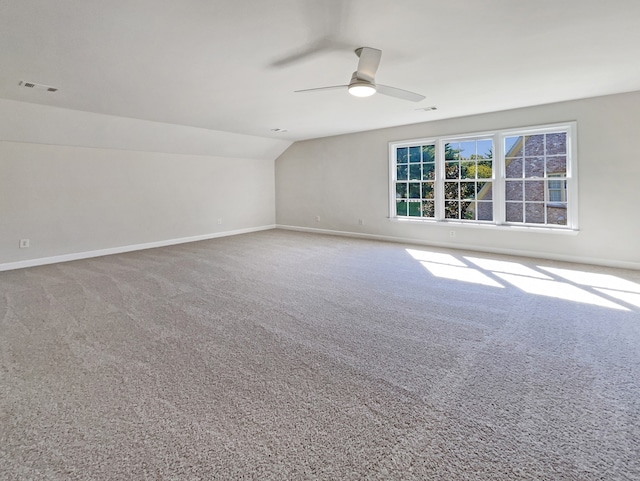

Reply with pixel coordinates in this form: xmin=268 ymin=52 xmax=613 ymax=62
xmin=567 ymin=121 xmax=579 ymax=230
xmin=388 ymin=217 xmax=579 ymax=234
xmin=0 ymin=225 xmax=276 ymax=272
xmin=388 ymin=141 xmax=396 ymax=218
xmin=435 ymin=140 xmax=445 ymax=219
xmin=275 ymin=224 xmax=640 ymax=271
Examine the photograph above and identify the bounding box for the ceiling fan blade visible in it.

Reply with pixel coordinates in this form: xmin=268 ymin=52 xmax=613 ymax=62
xmin=355 ymin=47 xmax=381 ymax=82
xmin=376 ymin=84 xmax=425 ymax=102
xmin=271 ymin=37 xmax=334 ymax=68
xmin=295 ymin=85 xmax=348 ymax=93
xmin=270 ymin=0 xmax=351 ymax=68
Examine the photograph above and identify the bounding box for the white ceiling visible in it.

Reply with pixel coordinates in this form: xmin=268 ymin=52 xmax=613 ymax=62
xmin=2 ymin=0 xmax=640 ymax=142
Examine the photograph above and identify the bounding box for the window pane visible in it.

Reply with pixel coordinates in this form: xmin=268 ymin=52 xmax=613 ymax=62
xmin=524 ymin=134 xmax=544 ymax=156
xmin=422 ymin=200 xmax=435 ymax=218
xmin=506 ymin=180 xmax=523 ymax=201
xmin=478 ymin=139 xmax=493 ymax=158
xmin=505 ymin=158 xmax=523 ymax=178
xmin=548 ymin=189 xmax=562 ymax=202
xmin=409 ymin=164 xmax=421 ymax=180
xmin=506 ymin=202 xmax=523 ymax=222
xmin=547 ymin=205 xmax=568 ymax=225
xmin=396 ymin=183 xmax=407 ymax=199
xmin=460 ymin=161 xmax=474 ymax=179
xmin=461 ymin=201 xmax=475 ymax=220
xmin=459 ymin=141 xmax=476 ymax=159
xmin=546 ymin=132 xmax=566 ymax=155
xmin=422 ymin=145 xmax=436 ymax=162
xmin=476 ymin=162 xmax=492 ymax=179
xmin=524 ymin=157 xmax=544 ymax=178
xmin=397 ymin=147 xmax=408 ymax=163
xmin=525 ymin=180 xmax=544 ymax=201
xmin=477 ymin=201 xmax=493 ymax=221
xmin=422 ymin=182 xmax=434 ymax=199
xmin=461 ymin=182 xmax=476 ymax=200
xmin=477 ymin=182 xmax=493 ymax=200
xmin=396 ymin=164 xmax=408 ymax=181
xmin=525 ymin=203 xmax=545 ymax=224
xmin=548 ymin=176 xmax=567 ymax=203
xmin=505 ymin=136 xmax=523 ymax=157
xmin=422 ymin=163 xmax=435 ymax=180
xmin=445 ymin=201 xmax=459 ymax=219
xmin=445 ymin=162 xmax=459 ymax=179
xmin=408 ymin=201 xmax=421 ymax=216
xmin=444 ymin=181 xmax=459 ymax=199
xmin=546 ymin=155 xmax=566 ymax=175
xmin=409 ymin=146 xmax=421 ymax=163
xmin=444 ymin=143 xmax=459 ymax=160
xmin=396 ymin=200 xmax=407 ymax=216
xmin=409 ymin=183 xmax=420 ymax=199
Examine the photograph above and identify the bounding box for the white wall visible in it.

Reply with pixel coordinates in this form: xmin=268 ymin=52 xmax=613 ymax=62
xmin=0 ymin=100 xmax=290 ymax=268
xmin=275 ymin=91 xmax=640 ymax=269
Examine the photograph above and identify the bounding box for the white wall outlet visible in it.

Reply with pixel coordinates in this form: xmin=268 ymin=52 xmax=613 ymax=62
xmin=19 ymin=239 xmax=30 ymax=248
xmin=315 ymin=215 xmax=321 ymax=222
xmin=358 ymin=219 xmax=364 ymax=225
xmin=449 ymin=230 xmax=456 ymax=238
xmin=217 ymin=218 xmax=222 ymax=225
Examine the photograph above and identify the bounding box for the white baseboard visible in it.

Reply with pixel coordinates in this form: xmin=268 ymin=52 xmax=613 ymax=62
xmin=0 ymin=225 xmax=276 ymax=272
xmin=276 ymin=224 xmax=640 ymax=271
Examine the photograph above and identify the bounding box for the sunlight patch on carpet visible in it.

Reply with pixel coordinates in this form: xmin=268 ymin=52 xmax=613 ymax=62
xmin=494 ymin=273 xmax=629 ymax=311
xmin=419 ymin=261 xmax=504 ymax=288
xmin=406 ymin=248 xmax=636 ymax=311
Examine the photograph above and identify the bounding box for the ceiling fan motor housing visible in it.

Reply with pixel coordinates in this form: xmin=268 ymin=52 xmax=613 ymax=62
xmin=348 ymin=72 xmax=376 ymax=97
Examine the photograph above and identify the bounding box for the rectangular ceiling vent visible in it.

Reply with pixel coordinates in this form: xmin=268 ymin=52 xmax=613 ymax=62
xmin=19 ymin=80 xmax=58 ymax=92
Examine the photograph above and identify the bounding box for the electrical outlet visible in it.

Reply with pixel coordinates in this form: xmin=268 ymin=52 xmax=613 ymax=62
xmin=217 ymin=218 xmax=222 ymax=225
xmin=358 ymin=219 xmax=364 ymax=225
xmin=449 ymin=230 xmax=456 ymax=238
xmin=19 ymin=239 xmax=30 ymax=248
xmin=315 ymin=215 xmax=321 ymax=222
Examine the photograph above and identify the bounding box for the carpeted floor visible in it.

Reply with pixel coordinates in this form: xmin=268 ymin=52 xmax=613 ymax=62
xmin=1 ymin=229 xmax=639 ymax=480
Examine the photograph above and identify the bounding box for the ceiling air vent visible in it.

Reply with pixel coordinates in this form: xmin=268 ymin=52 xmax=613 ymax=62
xmin=19 ymin=80 xmax=58 ymax=92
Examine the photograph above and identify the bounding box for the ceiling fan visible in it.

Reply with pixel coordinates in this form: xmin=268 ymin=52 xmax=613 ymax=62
xmin=295 ymin=47 xmax=425 ymax=102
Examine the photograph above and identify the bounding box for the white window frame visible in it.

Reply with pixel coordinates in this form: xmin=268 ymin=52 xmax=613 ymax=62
xmin=388 ymin=122 xmax=578 ymax=231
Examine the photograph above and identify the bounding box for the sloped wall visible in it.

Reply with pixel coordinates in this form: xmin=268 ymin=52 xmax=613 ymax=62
xmin=0 ymin=100 xmax=290 ymax=268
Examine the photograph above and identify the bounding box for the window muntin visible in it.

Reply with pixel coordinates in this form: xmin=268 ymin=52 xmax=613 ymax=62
xmin=390 ymin=123 xmax=576 ymax=229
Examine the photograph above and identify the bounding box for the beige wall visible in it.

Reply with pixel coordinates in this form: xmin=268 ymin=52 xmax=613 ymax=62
xmin=275 ymin=91 xmax=640 ymax=269
xmin=3 ymin=92 xmax=639 ymax=270
xmin=0 ymin=101 xmax=283 ymax=267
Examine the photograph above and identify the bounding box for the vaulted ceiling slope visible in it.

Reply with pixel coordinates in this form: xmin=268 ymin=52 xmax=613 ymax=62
xmin=2 ymin=0 xmax=640 ymax=142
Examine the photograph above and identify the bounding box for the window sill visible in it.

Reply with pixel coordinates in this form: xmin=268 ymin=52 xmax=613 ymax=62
xmin=388 ymin=217 xmax=579 ymax=235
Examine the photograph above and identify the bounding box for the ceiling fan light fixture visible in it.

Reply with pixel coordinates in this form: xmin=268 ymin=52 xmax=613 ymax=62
xmin=348 ymin=83 xmax=376 ymax=97
xmin=295 ymin=48 xmax=424 ymax=102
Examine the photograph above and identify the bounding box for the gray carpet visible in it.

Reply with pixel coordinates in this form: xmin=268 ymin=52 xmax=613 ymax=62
xmin=1 ymin=229 xmax=639 ymax=480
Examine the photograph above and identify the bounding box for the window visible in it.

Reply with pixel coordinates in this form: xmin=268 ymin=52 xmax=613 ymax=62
xmin=395 ymin=143 xmax=435 ymax=218
xmin=504 ymin=130 xmax=569 ymax=226
xmin=443 ymin=138 xmax=494 ymax=222
xmin=390 ymin=123 xmax=576 ymax=229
